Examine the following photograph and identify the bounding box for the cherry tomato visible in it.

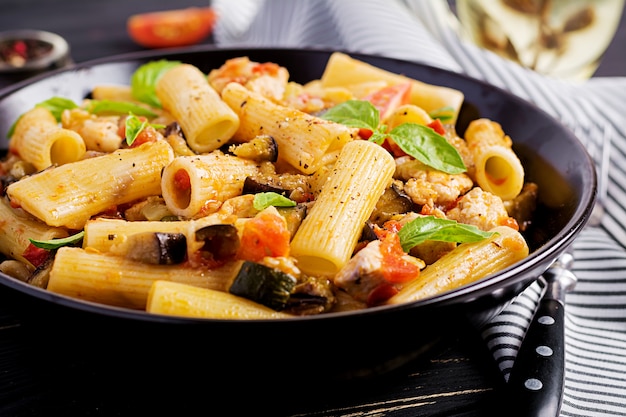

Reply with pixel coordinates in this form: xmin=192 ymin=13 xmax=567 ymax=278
xmin=127 ymin=7 xmax=217 ymax=49
xmin=363 ymin=82 xmax=412 ymax=120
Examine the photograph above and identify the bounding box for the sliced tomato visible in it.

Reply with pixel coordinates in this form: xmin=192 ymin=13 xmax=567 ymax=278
xmin=363 ymin=82 xmax=412 ymax=121
xmin=127 ymin=7 xmax=217 ymax=49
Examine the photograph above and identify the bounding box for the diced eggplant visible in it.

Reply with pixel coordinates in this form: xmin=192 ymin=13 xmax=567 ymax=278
xmin=195 ymin=224 xmax=240 ymax=262
xmin=284 ymin=276 xmax=336 ymax=315
xmin=360 ymin=221 xmax=379 ymax=243
xmin=242 ymin=176 xmax=289 ymax=197
xmin=163 ymin=121 xmax=184 ymax=138
xmin=229 ymin=261 xmax=297 ymax=311
xmin=504 ymin=182 xmax=538 ymax=232
xmin=369 ymin=180 xmax=415 ymax=225
xmin=27 ymin=255 xmax=55 ymax=288
xmin=229 ymin=134 xmax=278 ymax=162
xmin=126 ymin=232 xmax=187 ymax=265
xmin=276 ymin=204 xmax=307 ymax=238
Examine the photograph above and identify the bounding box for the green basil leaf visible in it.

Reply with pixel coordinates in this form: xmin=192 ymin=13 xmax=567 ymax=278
xmin=125 ymin=114 xmax=147 ymax=146
xmin=86 ymin=100 xmax=157 ymax=118
xmin=35 ymin=96 xmax=79 ymax=122
xmin=321 ymin=100 xmax=379 ymax=130
xmin=29 ymin=231 xmax=85 ymax=250
xmin=253 ymin=192 xmax=296 ymax=211
xmin=7 ymin=97 xmax=78 ymax=138
xmin=388 ymin=123 xmax=466 ymax=174
xmin=398 ymin=216 xmax=496 ymax=252
xmin=131 ymin=60 xmax=181 ymax=108
xmin=428 ymin=106 xmax=456 ymax=123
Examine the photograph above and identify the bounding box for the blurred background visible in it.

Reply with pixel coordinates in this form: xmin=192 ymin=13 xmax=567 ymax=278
xmin=0 ymin=0 xmax=623 ymax=83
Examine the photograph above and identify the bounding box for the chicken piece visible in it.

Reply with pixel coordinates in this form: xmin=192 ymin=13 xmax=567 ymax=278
xmin=334 ymin=240 xmax=424 ymax=304
xmin=207 ymin=56 xmax=289 ymax=102
xmin=61 ymin=108 xmax=123 ymax=152
xmin=446 ymin=187 xmax=513 ymax=231
xmin=395 ymin=156 xmax=473 ymax=208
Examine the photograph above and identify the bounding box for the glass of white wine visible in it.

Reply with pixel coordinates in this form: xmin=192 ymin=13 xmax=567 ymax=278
xmin=452 ymin=0 xmax=625 ymax=80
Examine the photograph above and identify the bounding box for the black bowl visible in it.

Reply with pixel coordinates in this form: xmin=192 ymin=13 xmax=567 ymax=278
xmin=0 ymin=46 xmax=595 ymax=400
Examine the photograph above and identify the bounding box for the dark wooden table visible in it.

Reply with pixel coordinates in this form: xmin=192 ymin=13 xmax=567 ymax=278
xmin=0 ymin=1 xmax=623 ymax=416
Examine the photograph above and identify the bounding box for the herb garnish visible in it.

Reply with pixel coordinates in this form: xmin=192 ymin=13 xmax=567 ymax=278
xmin=124 ymin=114 xmax=165 ymax=146
xmin=253 ymin=192 xmax=296 ymax=211
xmin=86 ymin=100 xmax=157 ymax=118
xmin=29 ymin=231 xmax=85 ymax=250
xmin=131 ymin=59 xmax=181 ymax=108
xmin=322 ymin=100 xmax=466 ymax=174
xmin=397 ymin=216 xmax=496 ymax=252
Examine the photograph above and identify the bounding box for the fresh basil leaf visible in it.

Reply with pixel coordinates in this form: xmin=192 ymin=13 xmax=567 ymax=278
xmin=389 ymin=123 xmax=466 ymax=174
xmin=29 ymin=231 xmax=85 ymax=250
xmin=398 ymin=216 xmax=496 ymax=252
xmin=429 ymin=106 xmax=455 ymax=123
xmin=253 ymin=192 xmax=296 ymax=211
xmin=7 ymin=97 xmax=78 ymax=138
xmin=86 ymin=100 xmax=157 ymax=118
xmin=125 ymin=114 xmax=148 ymax=146
xmin=131 ymin=60 xmax=181 ymax=108
xmin=35 ymin=96 xmax=79 ymax=122
xmin=321 ymin=100 xmax=379 ymax=130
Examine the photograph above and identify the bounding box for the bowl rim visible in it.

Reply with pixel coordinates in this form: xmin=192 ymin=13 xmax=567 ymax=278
xmin=0 ymin=45 xmax=597 ymax=324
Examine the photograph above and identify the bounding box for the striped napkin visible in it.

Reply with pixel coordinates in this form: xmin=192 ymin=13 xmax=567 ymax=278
xmin=212 ymin=1 xmax=626 ymax=414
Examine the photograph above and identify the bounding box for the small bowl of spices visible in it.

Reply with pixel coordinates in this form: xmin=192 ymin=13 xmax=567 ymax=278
xmin=0 ymin=30 xmax=71 ymax=84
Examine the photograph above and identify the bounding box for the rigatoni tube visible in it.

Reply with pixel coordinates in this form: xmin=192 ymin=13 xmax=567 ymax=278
xmin=290 ymin=140 xmax=395 ymax=276
xmin=47 ymin=247 xmax=242 ymax=309
xmin=221 ymin=81 xmax=357 ymax=175
xmin=464 ymin=119 xmax=524 ymax=201
xmin=161 ymin=151 xmax=262 ymax=218
xmin=385 ymin=225 xmax=529 ymax=305
xmin=156 ymin=63 xmax=240 ymax=153
xmin=6 ymin=140 xmax=174 ymax=229
xmin=9 ymin=106 xmax=86 ymax=171
xmin=147 ymin=280 xmax=293 ymax=319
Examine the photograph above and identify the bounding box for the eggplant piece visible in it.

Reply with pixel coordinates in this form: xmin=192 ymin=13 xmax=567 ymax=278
xmin=126 ymin=232 xmax=187 ymax=265
xmin=163 ymin=121 xmax=184 ymax=138
xmin=27 ymin=255 xmax=55 ymax=288
xmin=228 ymin=134 xmax=278 ymax=162
xmin=195 ymin=224 xmax=240 ymax=262
xmin=504 ymin=182 xmax=538 ymax=232
xmin=229 ymin=261 xmax=297 ymax=311
xmin=369 ymin=180 xmax=415 ymax=225
xmin=276 ymin=204 xmax=307 ymax=238
xmin=242 ymin=176 xmax=289 ymax=197
xmin=285 ymin=276 xmax=336 ymax=315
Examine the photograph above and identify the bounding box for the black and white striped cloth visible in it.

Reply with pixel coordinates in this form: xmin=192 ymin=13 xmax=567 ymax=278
xmin=212 ymin=1 xmax=626 ymax=414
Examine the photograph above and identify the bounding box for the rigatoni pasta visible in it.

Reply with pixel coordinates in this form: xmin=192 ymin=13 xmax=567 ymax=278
xmin=156 ymin=63 xmax=240 ymax=153
xmin=0 ymin=52 xmax=538 ymax=320
xmin=10 ymin=106 xmax=86 ymax=171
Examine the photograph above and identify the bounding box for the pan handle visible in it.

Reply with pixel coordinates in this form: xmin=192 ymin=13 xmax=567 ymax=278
xmin=506 ymin=254 xmax=576 ymax=417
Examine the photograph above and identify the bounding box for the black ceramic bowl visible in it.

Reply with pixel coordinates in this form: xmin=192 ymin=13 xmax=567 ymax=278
xmin=0 ymin=46 xmax=595 ymax=402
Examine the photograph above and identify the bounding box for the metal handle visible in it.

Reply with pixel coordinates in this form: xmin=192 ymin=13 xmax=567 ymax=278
xmin=507 ymin=253 xmax=576 ymax=417
xmin=507 ymin=297 xmax=565 ymax=417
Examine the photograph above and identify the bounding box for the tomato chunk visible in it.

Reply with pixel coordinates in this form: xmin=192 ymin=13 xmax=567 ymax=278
xmin=237 ymin=209 xmax=291 ymax=262
xmin=363 ymin=82 xmax=412 ymax=120
xmin=127 ymin=7 xmax=216 ymax=49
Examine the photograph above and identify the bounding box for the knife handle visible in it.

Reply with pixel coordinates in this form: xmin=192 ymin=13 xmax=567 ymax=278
xmin=507 ymin=298 xmax=565 ymax=417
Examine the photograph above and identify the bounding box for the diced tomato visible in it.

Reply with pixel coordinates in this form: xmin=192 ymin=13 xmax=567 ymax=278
xmin=378 ymin=231 xmax=420 ymax=284
xmin=22 ymin=243 xmax=50 ymax=268
xmin=127 ymin=7 xmax=216 ymax=49
xmin=237 ymin=210 xmax=291 ymax=262
xmin=500 ymin=216 xmax=520 ymax=231
xmin=367 ymin=283 xmax=399 ymax=307
xmin=251 ymin=62 xmax=281 ymax=77
xmin=173 ymin=169 xmax=191 ymax=191
xmin=427 ymin=118 xmax=446 ymax=135
xmin=363 ymin=82 xmax=412 ymax=121
xmin=129 ymin=125 xmax=159 ymax=148
xmin=358 ymin=128 xmax=373 ymax=140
